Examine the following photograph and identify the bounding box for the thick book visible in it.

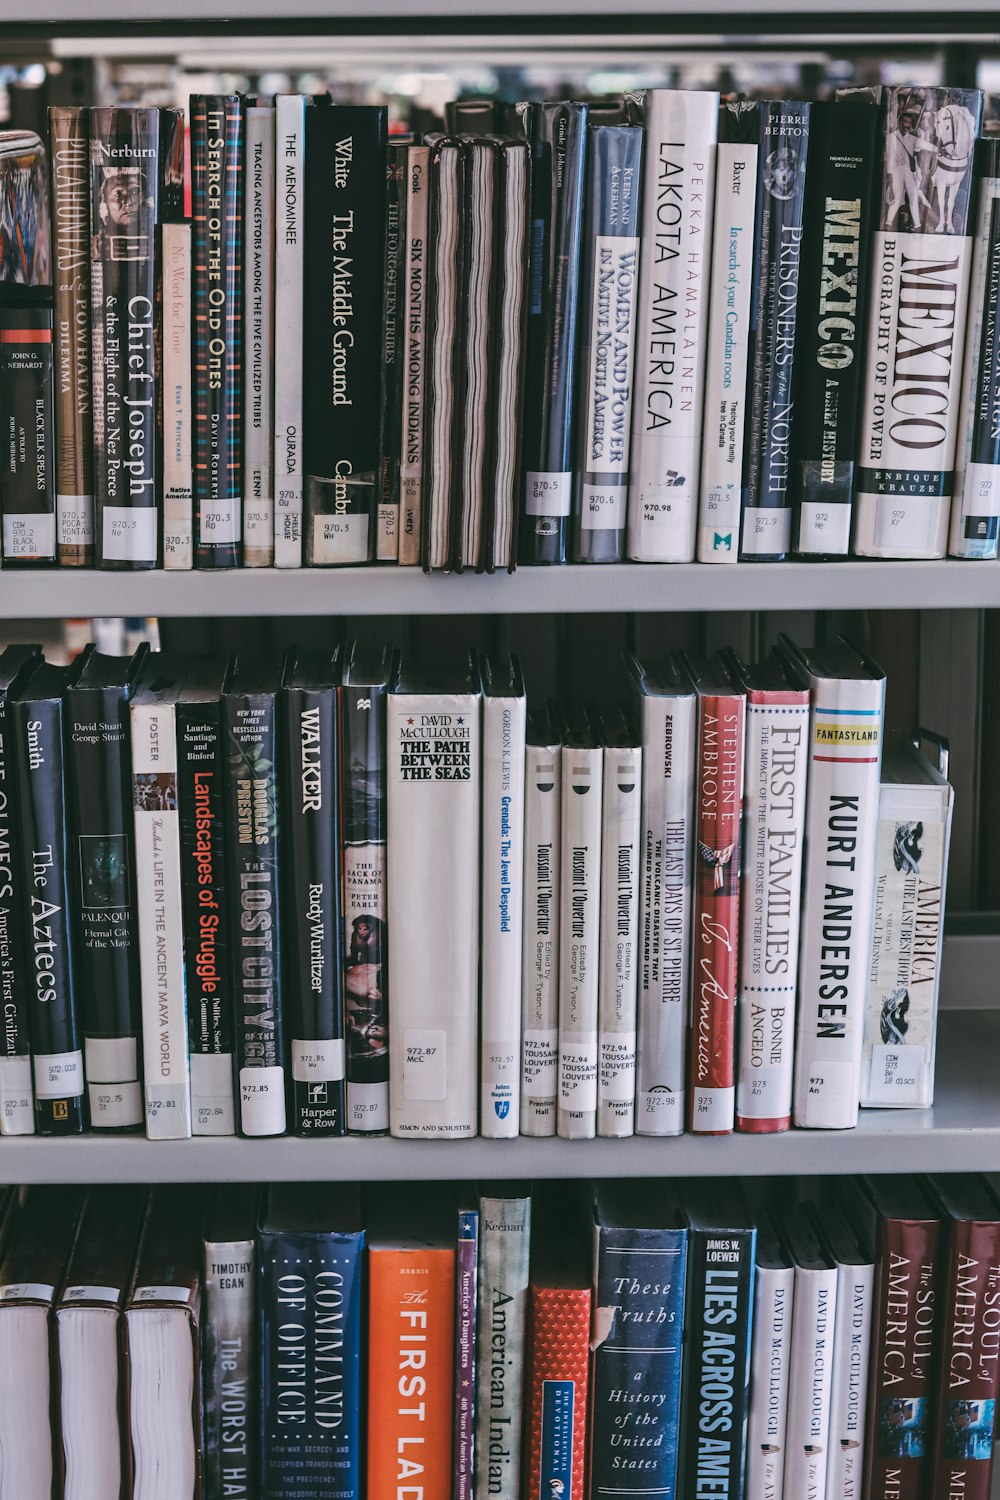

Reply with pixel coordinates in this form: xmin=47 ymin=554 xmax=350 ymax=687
xmin=480 ymin=652 xmax=526 ymax=1137
xmin=473 ymin=1188 xmax=531 ymax=1500
xmin=422 ymin=133 xmax=466 ymax=570
xmin=520 ymin=702 xmax=562 ymax=1136
xmin=304 ymin=102 xmax=387 ymax=565
xmin=736 ymin=651 xmax=810 ymax=1134
xmin=571 ymin=123 xmax=643 ymax=563
xmin=520 ymin=101 xmax=588 ymax=565
xmin=386 ymin=656 xmax=481 ymax=1137
xmin=951 ymin=137 xmax=1000 ymax=559
xmin=161 ymin=220 xmax=193 ymax=569
xmin=376 ymin=139 xmax=408 ymax=562
xmin=0 ymin=642 xmax=41 ymax=1135
xmin=243 ymin=101 xmax=275 ymax=567
xmin=524 ymin=1222 xmax=592 ymax=1500
xmin=0 ymin=301 xmax=56 ymax=565
xmin=861 ymin=738 xmax=953 ymax=1110
xmin=456 ymin=136 xmax=500 ymax=572
xmin=744 ymin=1198 xmax=794 ymax=1500
xmin=273 ymin=94 xmax=306 ymax=569
xmin=557 ymin=709 xmax=603 ymax=1140
xmin=282 ymin=648 xmax=344 ymax=1135
xmin=222 ymin=654 xmax=286 ymax=1137
xmin=783 ymin=636 xmax=886 ymax=1130
xmin=854 ymin=86 xmax=983 ymax=558
xmin=203 ymin=1184 xmax=259 ymax=1500
xmin=487 ymin=137 xmax=530 ymax=573
xmin=780 ymin=1203 xmax=839 ymax=1500
xmin=591 ymin=1182 xmax=688 ymax=1500
xmin=89 ymin=106 xmax=160 ymax=569
xmin=339 ymin=641 xmax=398 ymax=1134
xmin=825 ymin=1190 xmax=876 ymax=1500
xmin=454 ymin=1202 xmax=479 ymax=1500
xmin=627 ymin=89 xmax=719 ymax=563
xmin=596 ymin=706 xmax=641 ymax=1137
xmin=399 ymin=143 xmax=431 ymax=566
xmin=66 ymin=645 xmax=147 ymax=1131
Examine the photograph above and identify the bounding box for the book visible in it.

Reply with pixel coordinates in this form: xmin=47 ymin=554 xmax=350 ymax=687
xmin=0 ymin=300 xmax=55 ymax=565
xmin=480 ymin=652 xmax=526 ymax=1138
xmin=65 ymin=645 xmax=147 ymax=1131
xmin=49 ymin=105 xmax=95 ymax=566
xmin=473 ymin=1188 xmax=531 ymax=1500
xmin=520 ymin=101 xmax=588 ymax=566
xmin=784 ymin=636 xmax=886 ymax=1130
xmin=591 ymin=1182 xmax=688 ymax=1500
xmin=282 ymin=648 xmax=345 ymax=1135
xmin=825 ymin=1189 xmax=876 ymax=1500
xmin=627 ymin=89 xmax=719 ymax=563
xmin=571 ymin=123 xmax=643 ymax=563
xmin=222 ymin=654 xmax=286 ymax=1137
xmin=399 ymin=142 xmax=431 ymax=566
xmin=520 ymin=703 xmax=562 ymax=1136
xmin=89 ymin=106 xmax=160 ymax=569
xmin=243 ymin=101 xmax=275 ymax=567
xmin=422 ymin=133 xmax=466 ymax=570
xmin=557 ymin=709 xmax=603 ymax=1140
xmin=273 ymin=94 xmax=306 ymax=569
xmin=523 ymin=1214 xmax=592 ymax=1500
xmin=736 ymin=651 xmax=810 ymax=1134
xmin=386 ymin=657 xmax=481 ymax=1137
xmin=780 ymin=1203 xmax=839 ymax=1500
xmin=376 ymin=139 xmax=408 ymax=562
xmin=161 ymin=220 xmax=193 ymax=569
xmin=457 ymin=137 xmax=499 ymax=572
xmin=625 ymin=653 xmax=697 ymax=1137
xmin=854 ymin=86 xmax=984 ymax=558
xmin=487 ymin=138 xmax=530 ymax=573
xmin=596 ymin=706 xmax=641 ymax=1137
xmin=454 ymin=1202 xmax=479 ymax=1500
xmin=203 ymin=1184 xmax=259 ymax=1500
xmin=304 ymin=102 xmax=387 ymax=565
xmin=861 ymin=737 xmax=953 ymax=1110
xmin=744 ymin=1198 xmax=794 ymax=1500
xmin=0 ymin=642 xmax=41 ymax=1136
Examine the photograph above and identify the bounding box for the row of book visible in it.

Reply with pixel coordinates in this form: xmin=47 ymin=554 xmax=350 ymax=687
xmin=0 ymin=632 xmax=951 ymax=1143
xmin=2 ymin=82 xmax=999 ymax=571
xmin=0 ymin=1173 xmax=997 ymax=1500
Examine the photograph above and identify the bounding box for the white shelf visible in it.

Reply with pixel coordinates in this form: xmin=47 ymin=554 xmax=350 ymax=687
xmin=21 ymin=0 xmax=1000 ymax=18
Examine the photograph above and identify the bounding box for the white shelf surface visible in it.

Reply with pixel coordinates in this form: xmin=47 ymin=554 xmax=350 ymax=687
xmin=21 ymin=0 xmax=1000 ymax=17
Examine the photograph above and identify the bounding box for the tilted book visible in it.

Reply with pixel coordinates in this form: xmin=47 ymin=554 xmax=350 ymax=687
xmin=203 ymin=1184 xmax=259 ymax=1500
xmin=596 ymin=707 xmax=641 ymax=1137
xmin=161 ymin=220 xmax=193 ymax=568
xmin=780 ymin=1203 xmax=839 ymax=1500
xmin=243 ymin=102 xmax=275 ymax=567
xmin=273 ymin=94 xmax=306 ymax=569
xmin=473 ymin=1189 xmax=531 ymax=1500
xmin=744 ymin=1197 xmax=794 ymax=1500
xmin=0 ymin=643 xmax=41 ymax=1135
xmin=557 ymin=710 xmax=602 ymax=1140
xmin=520 ymin=703 xmax=562 ymax=1136
xmin=398 ymin=143 xmax=430 ymax=566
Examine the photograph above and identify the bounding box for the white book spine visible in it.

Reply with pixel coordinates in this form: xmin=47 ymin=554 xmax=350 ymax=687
xmin=273 ymin=95 xmax=304 ymax=568
xmin=519 ymin=740 xmax=561 ymax=1136
xmin=627 ymin=90 xmax=719 ymax=562
xmin=793 ymin=671 xmax=884 ymax=1129
xmin=243 ymin=106 xmax=275 ymax=566
xmin=480 ymin=690 xmax=526 ymax=1138
xmin=825 ymin=1259 xmax=874 ymax=1500
xmin=745 ymin=1261 xmax=794 ymax=1500
xmin=597 ymin=741 xmax=641 ymax=1136
xmin=634 ymin=692 xmax=696 ymax=1136
xmin=736 ymin=695 xmax=809 ymax=1131
xmin=950 ymin=170 xmax=1000 ymax=557
xmin=399 ymin=146 xmax=431 ymax=566
xmin=131 ymin=701 xmax=192 ymax=1139
xmin=557 ymin=741 xmax=602 ymax=1139
xmin=161 ymin=223 xmax=193 ymax=570
xmin=783 ymin=1262 xmax=839 ymax=1500
xmin=387 ymin=691 xmax=480 ymax=1136
xmin=697 ymin=140 xmax=758 ymax=563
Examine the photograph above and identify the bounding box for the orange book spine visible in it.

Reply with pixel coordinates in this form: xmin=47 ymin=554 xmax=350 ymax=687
xmin=368 ymin=1245 xmax=456 ymax=1500
xmin=524 ymin=1283 xmax=592 ymax=1500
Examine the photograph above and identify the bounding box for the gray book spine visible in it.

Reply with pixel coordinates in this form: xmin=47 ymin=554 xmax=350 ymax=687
xmin=474 ymin=1195 xmax=531 ymax=1500
xmin=203 ymin=1236 xmax=256 ymax=1500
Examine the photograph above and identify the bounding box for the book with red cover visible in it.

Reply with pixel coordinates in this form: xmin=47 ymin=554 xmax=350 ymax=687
xmin=684 ymin=654 xmax=746 ymax=1135
xmin=524 ymin=1213 xmax=592 ymax=1500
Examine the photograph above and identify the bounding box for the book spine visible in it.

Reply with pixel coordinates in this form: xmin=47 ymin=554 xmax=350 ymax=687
xmin=481 ymin=690 xmax=526 ymax=1138
xmin=0 ymin=306 xmax=56 ymax=564
xmin=524 ymin=1284 xmax=592 ymax=1500
xmin=131 ymin=699 xmax=192 ymax=1139
xmin=745 ymin=1261 xmax=794 ymax=1500
xmin=793 ymin=674 xmax=884 ymax=1129
xmin=89 ymin=106 xmax=160 ymax=569
xmin=826 ymin=1257 xmax=874 ymax=1500
xmin=223 ymin=687 xmax=285 ymax=1136
xmin=697 ymin=131 xmax=759 ymax=563
xmin=521 ymin=102 xmax=588 ymax=565
xmin=304 ymin=105 xmax=386 ymax=566
xmin=740 ymin=100 xmax=810 ymax=561
xmin=0 ymin=688 xmax=33 ymax=1134
xmin=929 ymin=1217 xmax=1000 ymax=1500
xmin=398 ymin=144 xmax=430 ymax=566
xmin=571 ymin=125 xmax=643 ymax=563
xmin=627 ymin=90 xmax=719 ymax=563
xmin=689 ymin=689 xmax=745 ymax=1135
xmin=376 ymin=142 xmax=407 ymax=562
xmin=243 ymin=106 xmax=275 ymax=567
xmin=491 ymin=141 xmax=530 ymax=572
xmin=273 ymin=95 xmax=305 ymax=568
xmin=284 ymin=682 xmax=344 ymax=1135
xmin=520 ymin=739 xmax=561 ymax=1136
xmin=386 ymin=691 xmax=480 ymax=1137
xmin=473 ymin=1196 xmax=531 ymax=1500
xmin=49 ymin=105 xmax=95 ymax=566
xmin=736 ymin=691 xmax=809 ymax=1133
xmin=597 ymin=740 xmax=641 ymax=1136
xmin=557 ymin=741 xmax=602 ymax=1140
xmin=203 ymin=1235 xmax=256 ymax=1500
xmin=793 ymin=102 xmax=879 ymax=557
xmin=176 ymin=699 xmax=235 ymax=1135
xmin=161 ymin=221 xmax=194 ymax=569
xmin=454 ymin=1209 xmax=479 ymax=1500
xmin=854 ymin=86 xmax=981 ymax=558
xmin=423 ymin=139 xmax=465 ymax=571
xmin=784 ymin=1262 xmax=839 ymax=1500
xmin=950 ymin=145 xmax=1000 ymax=558
xmin=458 ymin=142 xmax=495 ymax=571
xmin=192 ymin=95 xmax=243 ymax=568
xmin=591 ymin=1224 xmax=687 ymax=1500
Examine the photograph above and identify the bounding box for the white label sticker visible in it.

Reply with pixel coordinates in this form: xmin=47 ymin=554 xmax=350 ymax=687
xmin=312 ymin=512 xmax=368 ymax=564
xmin=199 ymin=501 xmax=240 ymax=545
xmin=34 ymin=1049 xmax=84 ymax=1100
xmin=521 ymin=1029 xmax=558 ymax=1100
xmin=102 ymin=506 xmax=158 ymax=564
xmin=580 ymin=483 xmax=626 ymax=530
xmin=57 ymin=493 xmax=94 ymax=547
xmin=132 ymin=1285 xmax=189 ymax=1305
xmin=240 ymin=1066 xmax=287 ymax=1136
xmin=637 ymin=1088 xmax=684 ymax=1135
xmin=0 ymin=1283 xmax=54 ymax=1303
xmin=62 ymin=1285 xmax=119 ymax=1305
xmin=0 ymin=1056 xmax=33 ymax=1135
xmin=558 ymin=1039 xmax=597 ymax=1113
xmin=741 ymin=507 xmax=792 ymax=555
xmin=799 ymin=500 xmax=851 ymax=555
xmin=191 ymin=1053 xmax=235 ymax=1136
xmin=89 ymin=1080 xmax=143 ymax=1128
xmin=244 ymin=500 xmax=274 ymax=550
xmin=292 ymin=1038 xmax=346 ymax=1084
xmin=962 ymin=461 xmax=1000 ymax=518
xmin=85 ymin=1035 xmax=137 ymax=1085
xmin=525 ymin=471 xmax=572 ymax=517
xmin=3 ymin=513 xmax=56 ymax=559
xmin=691 ymin=1085 xmax=735 ymax=1132
xmin=801 ymin=1059 xmax=858 ymax=1129
xmin=874 ymin=497 xmax=933 ymax=555
xmin=738 ymin=1066 xmax=790 ymax=1120
xmin=867 ymin=1044 xmax=927 ymax=1106
xmin=145 ymin=1083 xmax=192 ymax=1139
xmin=599 ymin=1032 xmax=636 ymax=1103
xmin=348 ymin=1081 xmax=389 ymax=1133
xmin=403 ymin=1028 xmax=447 ymax=1102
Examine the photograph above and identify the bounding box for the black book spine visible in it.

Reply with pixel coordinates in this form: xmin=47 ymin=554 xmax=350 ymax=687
xmin=792 ymin=100 xmax=879 ymax=558
xmin=88 ymin=106 xmax=160 ymax=569
xmin=376 ymin=140 xmax=408 ymax=562
xmin=222 ymin=686 xmax=286 ymax=1135
xmin=0 ymin=304 xmax=56 ymax=565
xmin=739 ymin=100 xmax=811 ymax=562
xmin=283 ymin=682 xmax=344 ymax=1134
xmin=0 ymin=681 xmax=33 ymax=1133
xmin=952 ymin=136 xmax=1000 ymax=558
xmin=304 ymin=103 xmax=388 ymax=566
xmin=12 ymin=695 xmax=84 ymax=1133
xmin=520 ymin=101 xmax=588 ymax=565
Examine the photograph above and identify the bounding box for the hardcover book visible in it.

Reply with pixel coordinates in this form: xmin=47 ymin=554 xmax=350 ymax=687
xmin=557 ymin=709 xmax=603 ymax=1139
xmin=456 ymin=136 xmax=500 ymax=572
xmin=161 ymin=220 xmax=193 ymax=569
xmin=376 ymin=139 xmax=408 ymax=562
xmin=0 ymin=300 xmax=55 ymax=565
xmin=203 ymin=1184 xmax=259 ymax=1500
xmin=780 ymin=1203 xmax=839 ymax=1500
xmin=273 ymin=94 xmax=306 ymax=569
xmin=520 ymin=702 xmax=562 ymax=1136
xmin=825 ymin=1189 xmax=876 ymax=1500
xmin=596 ymin=707 xmax=641 ymax=1136
xmin=487 ymin=137 xmax=530 ymax=573
xmin=524 ymin=1212 xmax=592 ymax=1500
xmin=474 ymin=1188 xmax=531 ymax=1500
xmin=422 ymin=133 xmax=466 ymax=570
xmin=399 ymin=143 xmax=431 ymax=566
xmin=951 ymin=135 xmax=1000 ymax=558
xmin=243 ymin=101 xmax=275 ymax=567
xmin=0 ymin=642 xmax=41 ymax=1135
xmin=744 ymin=1196 xmax=794 ymax=1500
xmin=454 ymin=1202 xmax=479 ymax=1500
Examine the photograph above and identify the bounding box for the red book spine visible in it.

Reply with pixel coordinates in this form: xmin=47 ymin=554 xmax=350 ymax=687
xmin=929 ymin=1219 xmax=1000 ymax=1500
xmin=688 ymin=689 xmax=745 ymax=1134
xmin=524 ymin=1283 xmax=592 ymax=1500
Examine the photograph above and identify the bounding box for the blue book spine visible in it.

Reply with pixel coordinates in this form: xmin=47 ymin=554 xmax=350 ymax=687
xmin=259 ymin=1226 xmax=365 ymax=1500
xmin=590 ymin=1223 xmax=688 ymax=1500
